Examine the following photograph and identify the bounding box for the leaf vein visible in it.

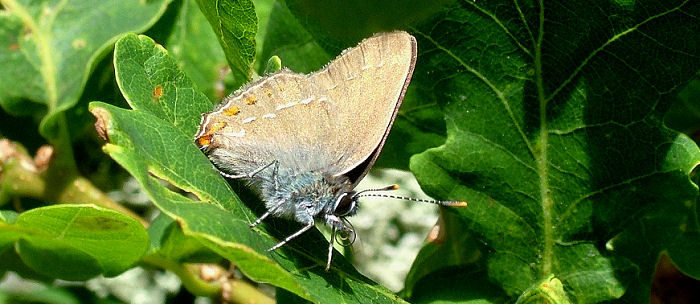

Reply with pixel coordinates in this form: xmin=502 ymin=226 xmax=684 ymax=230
xmin=467 ymin=0 xmax=533 ymax=58
xmin=456 ymin=128 xmax=537 ymax=173
xmin=413 ymin=28 xmax=537 ymax=158
xmin=545 ymin=0 xmax=693 ymax=103
xmin=556 ymin=169 xmax=678 ymax=227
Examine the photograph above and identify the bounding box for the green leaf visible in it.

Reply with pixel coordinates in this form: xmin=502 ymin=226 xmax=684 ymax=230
xmin=0 ymin=241 xmax=51 ymax=282
xmin=377 ymin=85 xmax=448 ymax=170
xmin=408 ymin=267 xmax=507 ymax=304
xmin=194 ymin=0 xmax=257 ymax=88
xmin=403 ymin=211 xmax=491 ymax=300
xmin=665 ymin=76 xmax=700 ymax=135
xmin=263 ymin=55 xmax=282 ymax=74
xmin=0 ymin=204 xmax=148 ymax=281
xmin=112 ymin=34 xmax=212 ymax=137
xmin=147 ymin=213 xmax=220 ymax=263
xmin=282 ymin=0 xmax=454 ymax=53
xmin=407 ymin=1 xmax=700 ymax=303
xmin=90 ymin=34 xmax=404 ymax=303
xmin=0 ymin=0 xmax=171 ymax=140
xmin=255 ymin=0 xmax=330 ymax=75
xmin=149 ymin=0 xmax=233 ymax=101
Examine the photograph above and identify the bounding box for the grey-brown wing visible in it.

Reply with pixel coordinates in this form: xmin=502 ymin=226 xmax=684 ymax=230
xmin=195 ymin=31 xmax=417 ymax=181
xmin=195 ymin=70 xmax=341 ymax=175
xmin=308 ymin=31 xmax=417 ymax=185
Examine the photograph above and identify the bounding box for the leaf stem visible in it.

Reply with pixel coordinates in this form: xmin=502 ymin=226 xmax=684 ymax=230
xmin=141 ymin=255 xmax=221 ymax=297
xmin=141 ymin=255 xmax=274 ymax=304
xmin=49 ymin=114 xmax=78 ymax=172
xmin=226 ymin=276 xmax=275 ymax=304
xmin=0 ymin=139 xmax=147 ymax=226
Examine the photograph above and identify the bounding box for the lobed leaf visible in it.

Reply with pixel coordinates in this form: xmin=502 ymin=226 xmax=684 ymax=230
xmin=0 ymin=0 xmax=171 ymax=140
xmin=72 ymin=0 xmax=700 ymax=302
xmin=90 ymin=33 xmax=404 ymax=303
xmin=406 ymin=1 xmax=700 ymax=303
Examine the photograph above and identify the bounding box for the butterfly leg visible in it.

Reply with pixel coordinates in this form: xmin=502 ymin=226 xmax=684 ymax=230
xmin=249 ymin=211 xmax=271 ymax=228
xmin=219 ymin=160 xmax=278 ymax=179
xmin=249 ymin=162 xmax=281 ymax=229
xmin=267 ymin=219 xmax=315 ymax=251
xmin=323 ymin=214 xmax=355 ymax=270
xmin=250 ymin=196 xmax=286 ymax=228
xmin=326 ymin=226 xmax=337 ymax=271
xmin=271 ymin=160 xmax=280 ymax=190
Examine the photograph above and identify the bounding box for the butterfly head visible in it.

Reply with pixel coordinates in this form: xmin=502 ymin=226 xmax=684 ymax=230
xmin=324 ymin=191 xmax=359 ymax=250
xmin=332 ymin=191 xmax=359 ymax=218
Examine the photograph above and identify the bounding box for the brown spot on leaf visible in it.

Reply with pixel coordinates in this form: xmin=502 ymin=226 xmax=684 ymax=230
xmin=90 ymin=107 xmax=111 ymax=141
xmin=73 ymin=215 xmax=127 ymax=230
xmin=153 ymin=85 xmax=163 ymax=102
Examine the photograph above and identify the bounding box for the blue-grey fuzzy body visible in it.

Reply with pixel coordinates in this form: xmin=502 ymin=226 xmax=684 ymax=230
xmin=253 ymin=168 xmax=354 ymax=229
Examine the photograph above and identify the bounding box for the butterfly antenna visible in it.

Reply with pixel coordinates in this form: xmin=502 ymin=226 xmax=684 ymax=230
xmin=353 ymin=184 xmax=467 ymax=207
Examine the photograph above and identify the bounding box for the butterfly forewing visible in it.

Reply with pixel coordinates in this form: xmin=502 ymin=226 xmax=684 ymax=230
xmin=195 ymin=31 xmax=417 ymax=180
xmin=309 ymin=31 xmax=417 ymax=182
xmin=195 ymin=70 xmax=339 ymax=174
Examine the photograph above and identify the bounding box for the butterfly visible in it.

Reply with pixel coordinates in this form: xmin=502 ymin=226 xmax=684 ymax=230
xmin=195 ymin=31 xmax=465 ymax=270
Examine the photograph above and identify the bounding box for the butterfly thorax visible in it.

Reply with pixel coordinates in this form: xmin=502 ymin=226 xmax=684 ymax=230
xmin=255 ymin=170 xmax=355 ymax=227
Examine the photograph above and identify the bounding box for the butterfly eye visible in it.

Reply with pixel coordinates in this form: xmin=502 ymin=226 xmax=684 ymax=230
xmin=333 ymin=192 xmax=358 ymax=217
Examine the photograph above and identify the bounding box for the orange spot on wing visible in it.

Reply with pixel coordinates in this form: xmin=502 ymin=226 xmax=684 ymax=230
xmin=208 ymin=121 xmax=227 ymax=133
xmin=223 ymin=106 xmax=240 ymax=116
xmin=196 ymin=120 xmax=227 ymax=147
xmin=197 ymin=135 xmax=212 ymax=147
xmin=265 ymin=90 xmax=272 ymax=97
xmin=246 ymin=96 xmax=257 ymax=105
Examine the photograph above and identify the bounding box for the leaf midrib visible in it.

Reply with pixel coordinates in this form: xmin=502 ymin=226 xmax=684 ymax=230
xmin=3 ymin=0 xmax=60 ymax=110
xmin=534 ymin=0 xmax=554 ymax=277
xmin=414 ymin=2 xmax=553 ymax=276
xmin=535 ymin=0 xmax=694 ymax=278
